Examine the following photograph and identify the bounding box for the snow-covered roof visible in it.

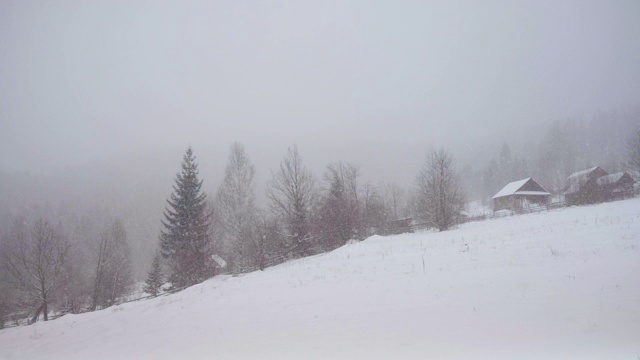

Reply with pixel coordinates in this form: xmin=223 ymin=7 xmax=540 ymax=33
xmin=596 ymin=173 xmax=624 ymax=186
xmin=597 ymin=172 xmax=635 ymax=186
xmin=493 ymin=178 xmax=530 ymax=198
xmin=564 ymin=166 xmax=608 ymax=194
xmin=567 ymin=166 xmax=600 ymax=180
xmin=492 ymin=178 xmax=550 ymax=199
xmin=512 ymin=191 xmax=551 ymax=196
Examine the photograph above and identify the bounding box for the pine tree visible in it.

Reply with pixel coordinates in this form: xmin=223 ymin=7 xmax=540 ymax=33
xmin=143 ymin=253 xmax=164 ymax=297
xmin=159 ymin=147 xmax=213 ymax=289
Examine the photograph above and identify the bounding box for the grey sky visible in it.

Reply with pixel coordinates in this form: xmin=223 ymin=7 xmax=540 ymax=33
xmin=1 ymin=0 xmax=639 ymax=182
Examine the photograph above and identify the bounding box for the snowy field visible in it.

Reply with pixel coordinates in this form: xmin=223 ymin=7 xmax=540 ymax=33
xmin=1 ymin=199 xmax=640 ymax=359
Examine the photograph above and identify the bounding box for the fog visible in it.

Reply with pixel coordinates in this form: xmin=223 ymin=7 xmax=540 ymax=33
xmin=2 ymin=0 xmax=639 ymax=175
xmin=1 ymin=1 xmax=639 ymax=288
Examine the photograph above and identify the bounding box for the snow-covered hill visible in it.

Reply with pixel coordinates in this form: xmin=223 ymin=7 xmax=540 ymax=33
xmin=1 ymin=199 xmax=640 ymax=359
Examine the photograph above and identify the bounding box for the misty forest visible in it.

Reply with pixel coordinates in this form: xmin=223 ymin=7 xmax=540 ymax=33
xmin=1 ymin=1 xmax=640 ymax=359
xmin=2 ymin=110 xmax=639 ymax=323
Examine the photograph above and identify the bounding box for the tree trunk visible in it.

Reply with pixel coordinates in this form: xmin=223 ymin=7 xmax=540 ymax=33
xmin=41 ymin=280 xmax=49 ymax=321
xmin=43 ymin=299 xmax=48 ymax=321
xmin=30 ymin=304 xmax=43 ymax=324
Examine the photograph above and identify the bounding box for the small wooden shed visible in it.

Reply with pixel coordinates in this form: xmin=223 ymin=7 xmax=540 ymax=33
xmin=492 ymin=178 xmax=551 ymax=212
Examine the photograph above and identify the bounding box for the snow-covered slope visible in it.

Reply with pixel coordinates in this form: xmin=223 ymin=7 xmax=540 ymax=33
xmin=2 ymin=199 xmax=640 ymax=359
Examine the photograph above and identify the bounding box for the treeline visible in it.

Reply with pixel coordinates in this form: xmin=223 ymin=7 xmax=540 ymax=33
xmin=197 ymin=144 xmax=464 ymax=278
xmin=0 ymin=218 xmax=133 ymax=326
xmin=150 ymin=144 xmax=466 ymax=293
xmin=0 ymin=143 xmax=467 ymax=325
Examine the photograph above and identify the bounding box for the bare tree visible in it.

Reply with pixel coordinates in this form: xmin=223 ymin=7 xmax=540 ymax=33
xmin=416 ymin=148 xmax=465 ymax=231
xmin=383 ymin=182 xmax=406 ymax=220
xmin=253 ymin=212 xmax=283 ymax=270
xmin=215 ymin=142 xmax=259 ymax=272
xmin=626 ymin=128 xmax=640 ymax=172
xmin=325 ymin=161 xmax=361 ymax=206
xmin=91 ymin=220 xmax=132 ymax=310
xmin=267 ymin=145 xmax=317 ymax=257
xmin=3 ymin=220 xmax=69 ymax=322
xmin=0 ymin=282 xmax=9 ymax=328
xmin=54 ymin=215 xmax=97 ymax=314
xmin=361 ymin=182 xmax=388 ymax=236
xmin=0 ymin=236 xmax=12 ymax=328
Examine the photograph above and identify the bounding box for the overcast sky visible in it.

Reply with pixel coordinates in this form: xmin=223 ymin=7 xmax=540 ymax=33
xmin=1 ymin=0 xmax=639 ymax=181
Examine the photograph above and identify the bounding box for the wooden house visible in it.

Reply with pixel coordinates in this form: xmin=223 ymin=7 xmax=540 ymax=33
xmin=596 ymin=172 xmax=636 ymax=201
xmin=492 ymin=178 xmax=550 ymax=212
xmin=564 ymin=166 xmax=608 ymax=205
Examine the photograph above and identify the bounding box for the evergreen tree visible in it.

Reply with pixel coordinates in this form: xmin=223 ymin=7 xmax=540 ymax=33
xmin=143 ymin=253 xmax=164 ymax=297
xmin=159 ymin=147 xmax=213 ymax=289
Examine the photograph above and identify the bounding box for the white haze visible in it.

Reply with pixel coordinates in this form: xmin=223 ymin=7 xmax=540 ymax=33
xmin=1 ymin=0 xmax=640 ymax=177
xmin=1 ymin=1 xmax=640 ymax=277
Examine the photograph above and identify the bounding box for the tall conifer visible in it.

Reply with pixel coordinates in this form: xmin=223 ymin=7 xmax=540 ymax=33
xmin=160 ymin=147 xmax=212 ymax=288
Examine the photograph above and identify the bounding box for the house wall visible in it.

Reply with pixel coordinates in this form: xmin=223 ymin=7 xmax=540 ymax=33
xmin=493 ymin=197 xmax=512 ymax=212
xmin=601 ymin=176 xmax=635 ymax=201
xmin=566 ymin=180 xmax=602 ymax=205
xmin=493 ymin=194 xmax=550 ymax=212
xmin=520 ymin=194 xmax=550 ymax=207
